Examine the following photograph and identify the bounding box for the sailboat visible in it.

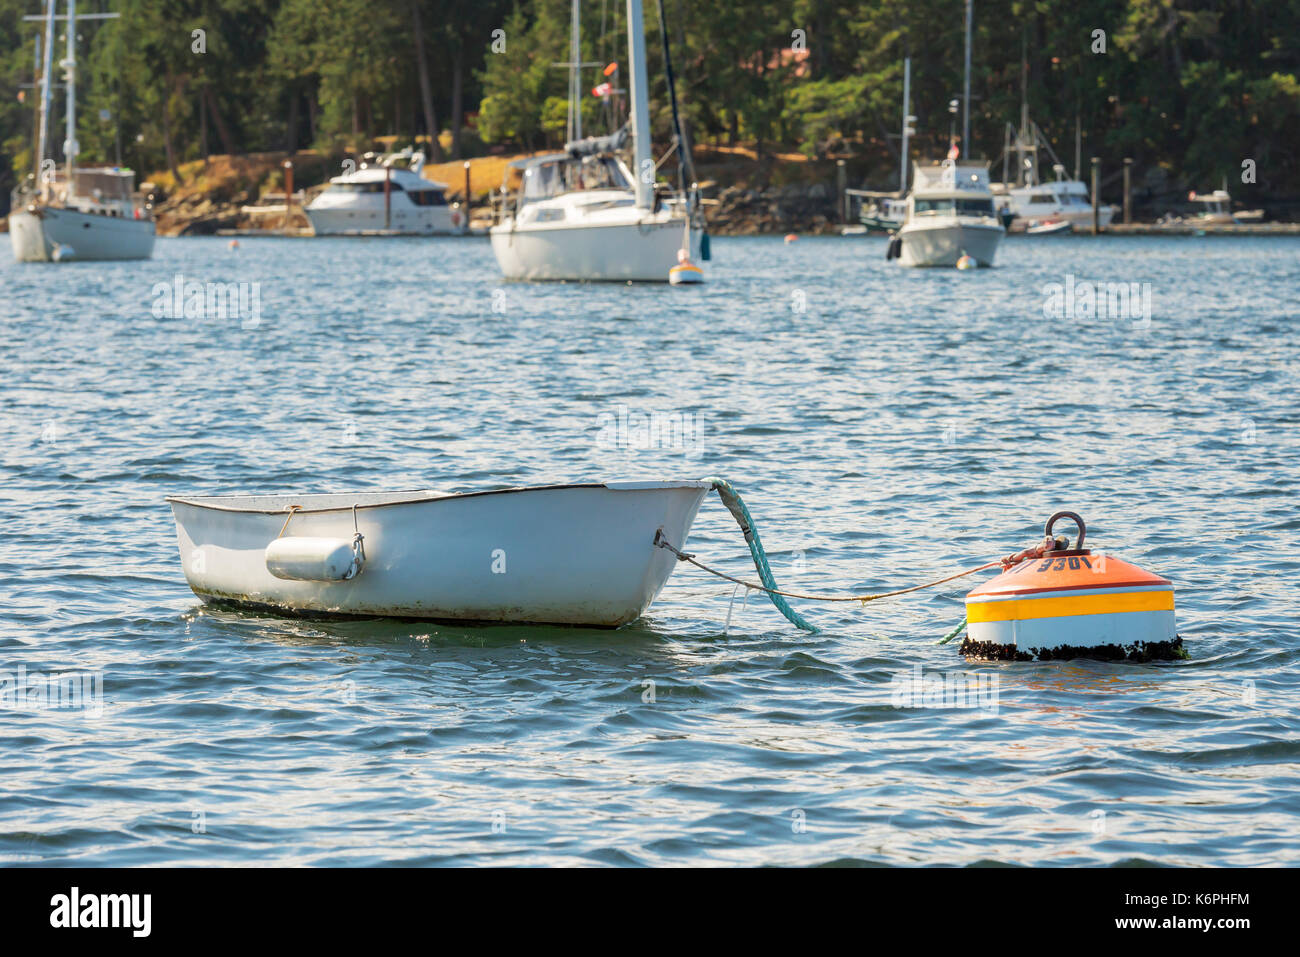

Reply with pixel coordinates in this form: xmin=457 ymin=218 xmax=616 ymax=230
xmin=9 ymin=0 xmax=154 ymax=262
xmin=489 ymin=0 xmax=702 ymax=282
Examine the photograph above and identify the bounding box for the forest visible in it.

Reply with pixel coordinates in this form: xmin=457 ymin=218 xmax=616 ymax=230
xmin=1 ymin=0 xmax=1297 ymax=202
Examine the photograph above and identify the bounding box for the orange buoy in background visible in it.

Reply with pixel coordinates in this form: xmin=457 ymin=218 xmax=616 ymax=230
xmin=784 ymin=233 xmax=798 ymax=243
xmin=962 ymin=512 xmax=1181 ymax=662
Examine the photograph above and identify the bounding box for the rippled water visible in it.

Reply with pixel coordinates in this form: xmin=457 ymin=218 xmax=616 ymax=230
xmin=1 ymin=233 xmax=1297 ymax=866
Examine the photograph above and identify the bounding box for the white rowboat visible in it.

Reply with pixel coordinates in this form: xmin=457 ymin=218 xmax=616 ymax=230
xmin=168 ymin=481 xmax=711 ymax=626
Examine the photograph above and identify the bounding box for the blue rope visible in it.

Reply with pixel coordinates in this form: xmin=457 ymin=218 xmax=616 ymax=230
xmin=702 ymin=477 xmax=819 ymax=633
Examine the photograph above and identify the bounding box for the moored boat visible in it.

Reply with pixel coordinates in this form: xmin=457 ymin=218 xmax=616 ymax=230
xmin=1024 ymin=218 xmax=1072 ymax=235
xmin=304 ymin=147 xmax=465 ymax=236
xmin=488 ymin=0 xmax=703 ymax=282
xmin=9 ymin=0 xmax=154 ymax=262
xmin=893 ymin=162 xmax=1005 ymax=267
xmin=168 ymin=481 xmax=711 ymax=626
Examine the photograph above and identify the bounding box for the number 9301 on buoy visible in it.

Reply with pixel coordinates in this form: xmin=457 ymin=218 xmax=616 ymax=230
xmin=962 ymin=511 xmax=1183 ymax=662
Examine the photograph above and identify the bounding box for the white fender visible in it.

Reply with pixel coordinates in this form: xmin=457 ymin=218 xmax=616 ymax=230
xmin=265 ymin=536 xmax=364 ymax=582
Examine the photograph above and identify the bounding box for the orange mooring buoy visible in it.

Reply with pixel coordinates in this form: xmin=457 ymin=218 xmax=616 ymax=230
xmin=962 ymin=512 xmax=1181 ymax=661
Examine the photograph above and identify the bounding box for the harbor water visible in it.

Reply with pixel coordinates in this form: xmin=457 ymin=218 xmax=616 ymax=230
xmin=1 ymin=234 xmax=1297 ymax=865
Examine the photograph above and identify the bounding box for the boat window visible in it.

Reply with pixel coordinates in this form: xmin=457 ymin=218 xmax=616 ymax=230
xmin=956 ymin=198 xmax=993 ymax=215
xmin=576 ymin=156 xmax=630 ymax=190
xmin=407 ymin=188 xmax=447 ymax=206
xmin=535 ymin=208 xmax=566 ymax=222
xmin=331 ymin=181 xmax=405 ymax=193
xmin=1028 ymin=192 xmax=1056 ymax=204
xmin=523 ymin=162 xmax=565 ymax=201
xmin=521 ymin=155 xmax=630 ymax=202
xmin=914 ymin=198 xmax=955 ymax=214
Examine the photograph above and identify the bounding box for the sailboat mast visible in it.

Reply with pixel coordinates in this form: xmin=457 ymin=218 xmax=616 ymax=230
xmin=36 ymin=0 xmax=56 ymax=178
xmin=962 ymin=0 xmax=971 ymax=150
xmin=900 ymin=57 xmax=911 ymax=194
xmin=1018 ymin=33 xmax=1032 ymax=186
xmin=63 ymin=0 xmax=77 ymax=189
xmin=567 ymin=0 xmax=581 ymax=143
xmin=626 ymin=0 xmax=652 ymax=210
xmin=1074 ymin=114 xmax=1081 ymax=181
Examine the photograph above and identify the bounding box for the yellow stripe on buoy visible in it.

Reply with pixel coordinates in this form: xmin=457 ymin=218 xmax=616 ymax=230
xmin=966 ymin=588 xmax=1174 ymax=623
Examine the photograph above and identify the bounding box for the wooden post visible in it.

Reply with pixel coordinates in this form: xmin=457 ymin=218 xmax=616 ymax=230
xmin=836 ymin=159 xmax=847 ymax=223
xmin=384 ymin=164 xmax=392 ymax=231
xmin=1091 ymin=157 xmax=1100 ymax=235
xmin=463 ymin=160 xmax=471 ymax=222
xmin=1123 ymin=157 xmax=1132 ymax=224
xmin=281 ymin=159 xmax=293 ymax=232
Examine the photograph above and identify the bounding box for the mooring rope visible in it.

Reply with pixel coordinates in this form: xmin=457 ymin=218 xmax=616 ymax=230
xmin=936 ymin=617 xmax=968 ymax=646
xmin=663 ymin=480 xmax=1055 ymax=635
xmin=698 ymin=477 xmax=819 ymax=632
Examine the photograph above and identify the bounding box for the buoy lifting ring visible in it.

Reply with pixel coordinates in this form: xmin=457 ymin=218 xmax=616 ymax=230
xmin=1043 ymin=510 xmax=1087 ymax=554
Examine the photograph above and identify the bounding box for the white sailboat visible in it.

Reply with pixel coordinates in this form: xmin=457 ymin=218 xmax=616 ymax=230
xmin=489 ymin=0 xmax=701 ymax=282
xmin=8 ymin=0 xmax=154 ymax=262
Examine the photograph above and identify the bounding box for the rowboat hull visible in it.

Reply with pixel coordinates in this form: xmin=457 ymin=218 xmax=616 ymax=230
xmin=168 ymin=481 xmax=711 ymax=626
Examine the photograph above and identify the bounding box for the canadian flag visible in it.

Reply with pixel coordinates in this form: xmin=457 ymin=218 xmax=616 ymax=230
xmin=592 ymin=82 xmax=612 ymax=98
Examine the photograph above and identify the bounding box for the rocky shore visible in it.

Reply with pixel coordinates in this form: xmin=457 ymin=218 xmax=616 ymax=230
xmin=702 ymin=182 xmax=842 ymax=235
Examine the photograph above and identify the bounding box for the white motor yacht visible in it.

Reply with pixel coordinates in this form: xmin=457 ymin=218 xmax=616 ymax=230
xmin=892 ymin=162 xmax=1005 ymax=267
xmin=305 ymin=147 xmax=464 ymax=235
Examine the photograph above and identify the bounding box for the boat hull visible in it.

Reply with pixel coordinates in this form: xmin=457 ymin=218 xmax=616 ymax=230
xmin=1025 ymin=220 xmax=1073 ymax=235
xmin=304 ymin=204 xmax=463 ymax=236
xmin=9 ymin=206 xmax=155 ymax=262
xmin=897 ymin=220 xmax=1004 ymax=267
xmin=1008 ymin=207 xmax=1113 ymax=233
xmin=490 ymin=216 xmax=692 ymax=282
xmin=168 ymin=482 xmax=711 ymax=626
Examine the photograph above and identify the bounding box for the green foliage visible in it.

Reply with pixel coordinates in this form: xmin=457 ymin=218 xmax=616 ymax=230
xmin=0 ymin=0 xmax=1297 ymax=201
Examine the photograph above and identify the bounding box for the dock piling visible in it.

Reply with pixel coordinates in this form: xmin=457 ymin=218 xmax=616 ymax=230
xmin=1091 ymin=157 xmax=1100 ymax=235
xmin=1123 ymin=158 xmax=1132 ymax=225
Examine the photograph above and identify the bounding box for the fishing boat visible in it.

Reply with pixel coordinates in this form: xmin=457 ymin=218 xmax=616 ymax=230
xmin=168 ymin=481 xmax=711 ymax=626
xmin=489 ymin=0 xmax=703 ymax=282
xmin=991 ymin=167 xmax=1113 ymax=232
xmin=9 ymin=0 xmax=154 ymax=262
xmin=991 ymin=112 xmax=1114 ymax=231
xmin=1187 ymin=188 xmax=1263 ymax=225
xmin=891 ymin=162 xmax=1004 ymax=267
xmin=845 ymin=190 xmax=907 ymax=232
xmin=304 ymin=147 xmax=465 ymax=235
